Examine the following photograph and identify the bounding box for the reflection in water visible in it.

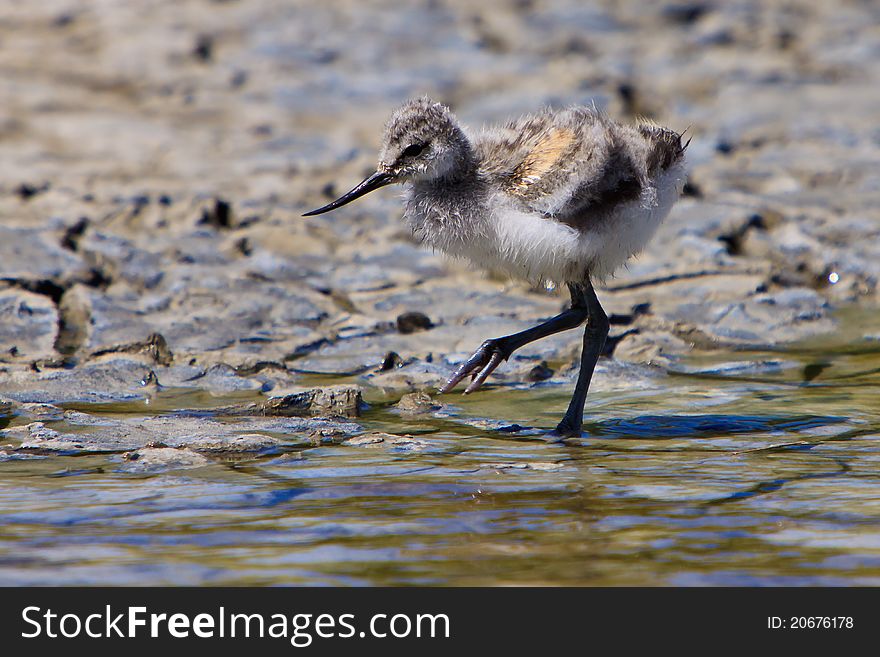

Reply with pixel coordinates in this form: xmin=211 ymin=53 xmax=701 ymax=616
xmin=2 ymin=330 xmax=880 ymax=586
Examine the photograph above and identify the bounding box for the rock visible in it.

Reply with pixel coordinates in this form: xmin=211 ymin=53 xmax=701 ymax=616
xmin=378 ymin=351 xmax=404 ymax=371
xmin=343 ymin=432 xmax=430 ymax=451
xmin=118 ymin=447 xmax=209 ymax=474
xmin=304 ymin=385 xmax=365 ymax=417
xmin=215 ymin=385 xmax=364 ymax=417
xmin=522 ymin=361 xmax=555 ymax=383
xmin=170 ymin=433 xmax=281 ymax=453
xmin=0 ymin=412 xmax=337 ymax=454
xmin=481 ymin=461 xmax=565 ymax=471
xmin=13 ymin=403 xmax=65 ymax=422
xmin=396 ymin=311 xmax=433 ymax=334
xmin=233 ymin=416 xmax=362 ymax=437
xmin=0 ymin=450 xmax=47 ymax=462
xmin=396 ymin=391 xmax=444 ymax=414
xmin=6 ymin=422 xmax=109 ymax=452
xmin=344 ymin=433 xmax=387 ymax=447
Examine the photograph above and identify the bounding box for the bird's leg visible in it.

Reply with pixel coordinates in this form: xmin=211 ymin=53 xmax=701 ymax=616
xmin=547 ymin=280 xmax=609 ymax=441
xmin=438 ymin=283 xmax=589 ymax=395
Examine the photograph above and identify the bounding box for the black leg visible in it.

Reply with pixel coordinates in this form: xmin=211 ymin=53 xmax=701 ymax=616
xmin=547 ymin=280 xmax=609 ymax=440
xmin=438 ymin=283 xmax=589 ymax=394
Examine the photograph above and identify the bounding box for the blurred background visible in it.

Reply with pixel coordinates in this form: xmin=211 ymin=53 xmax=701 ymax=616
xmin=1 ymin=1 xmax=880 ymax=586
xmin=2 ymin=1 xmax=878 ymax=239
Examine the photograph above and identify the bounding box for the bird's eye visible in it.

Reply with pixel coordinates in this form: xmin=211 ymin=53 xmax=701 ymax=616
xmin=402 ymin=143 xmax=425 ymax=157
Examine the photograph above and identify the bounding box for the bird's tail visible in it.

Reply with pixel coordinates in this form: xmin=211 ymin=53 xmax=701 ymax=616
xmin=637 ymin=122 xmax=689 ymax=171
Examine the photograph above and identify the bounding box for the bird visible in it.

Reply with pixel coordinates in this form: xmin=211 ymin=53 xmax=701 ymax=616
xmin=304 ymin=97 xmax=688 ymax=440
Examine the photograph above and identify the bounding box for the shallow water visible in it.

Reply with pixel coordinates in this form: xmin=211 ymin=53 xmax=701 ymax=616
xmin=2 ymin=308 xmax=879 ymax=586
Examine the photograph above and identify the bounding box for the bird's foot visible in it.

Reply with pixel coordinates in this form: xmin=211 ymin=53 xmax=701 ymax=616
xmin=438 ymin=338 xmax=509 ymax=395
xmin=544 ymin=421 xmax=582 ymax=443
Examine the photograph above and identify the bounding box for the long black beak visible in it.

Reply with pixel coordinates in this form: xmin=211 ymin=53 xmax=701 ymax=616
xmin=303 ymin=171 xmax=395 ymax=216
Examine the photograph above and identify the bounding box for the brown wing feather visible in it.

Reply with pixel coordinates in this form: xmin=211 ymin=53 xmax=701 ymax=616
xmin=475 ymin=110 xmax=686 ymax=229
xmin=508 ymin=128 xmax=576 ymax=195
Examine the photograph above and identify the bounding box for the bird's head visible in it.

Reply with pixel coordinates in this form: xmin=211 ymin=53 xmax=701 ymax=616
xmin=304 ymin=97 xmax=470 ymax=217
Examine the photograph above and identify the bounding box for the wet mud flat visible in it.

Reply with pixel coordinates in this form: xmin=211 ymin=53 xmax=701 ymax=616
xmin=1 ymin=1 xmax=880 ymax=584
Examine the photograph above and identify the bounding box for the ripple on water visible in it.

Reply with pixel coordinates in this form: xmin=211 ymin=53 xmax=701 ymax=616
xmin=2 ymin=323 xmax=880 ymax=585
